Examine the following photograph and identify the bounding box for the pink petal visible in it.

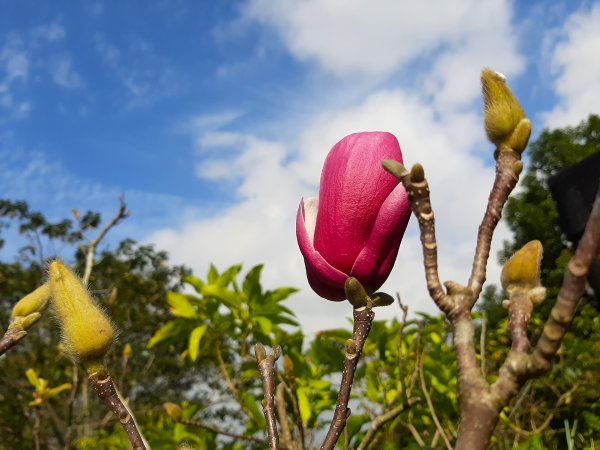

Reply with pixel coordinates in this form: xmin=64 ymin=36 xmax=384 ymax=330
xmin=314 ymin=132 xmax=403 ymax=274
xmin=351 ymin=182 xmax=411 ymax=291
xmin=296 ymin=199 xmax=348 ymax=301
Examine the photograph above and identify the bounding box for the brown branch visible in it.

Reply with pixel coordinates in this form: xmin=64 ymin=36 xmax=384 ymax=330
xmin=81 ymin=196 xmax=129 ymax=284
xmin=419 ymin=348 xmax=453 ymax=450
xmin=383 ymin=161 xmax=455 ymax=316
xmin=320 ymin=278 xmax=375 ymax=450
xmin=0 ymin=312 xmax=41 ymax=357
xmin=356 ymin=399 xmax=420 ymax=450
xmin=278 ymin=371 xmax=306 ymax=450
xmin=276 ymin=383 xmax=294 ymax=450
xmin=88 ymin=365 xmax=147 ymax=450
xmin=256 ymin=343 xmax=282 ymax=450
xmin=467 ymin=147 xmax=523 ymax=302
xmin=177 ymin=417 xmax=274 ymax=447
xmin=396 ymin=293 xmax=409 ymax=399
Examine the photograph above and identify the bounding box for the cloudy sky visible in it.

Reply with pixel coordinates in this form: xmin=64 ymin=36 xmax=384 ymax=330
xmin=1 ymin=0 xmax=599 ymax=334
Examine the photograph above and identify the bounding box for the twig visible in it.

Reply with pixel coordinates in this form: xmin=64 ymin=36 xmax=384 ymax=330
xmin=81 ymin=196 xmax=129 ymax=284
xmin=278 ymin=371 xmax=306 ymax=450
xmin=382 ymin=161 xmax=455 ymax=316
xmin=467 ymin=147 xmax=523 ymax=302
xmin=320 ymin=279 xmax=375 ymax=450
xmin=255 ymin=343 xmax=282 ymax=450
xmin=88 ymin=365 xmax=147 ymax=450
xmin=0 ymin=313 xmax=40 ymax=357
xmin=276 ymin=383 xmax=294 ymax=450
xmin=419 ymin=348 xmax=453 ymax=450
xmin=480 ymin=312 xmax=487 ymax=378
xmin=356 ymin=399 xmax=420 ymax=450
xmin=62 ymin=364 xmax=80 ymax=449
xmin=177 ymin=416 xmax=275 ymax=446
xmin=396 ymin=293 xmax=409 ymax=399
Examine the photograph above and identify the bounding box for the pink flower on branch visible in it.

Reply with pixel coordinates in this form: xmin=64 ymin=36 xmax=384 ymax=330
xmin=296 ymin=132 xmax=411 ymax=301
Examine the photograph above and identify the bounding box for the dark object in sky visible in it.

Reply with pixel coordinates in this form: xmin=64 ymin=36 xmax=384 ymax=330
xmin=549 ymin=151 xmax=600 ymax=302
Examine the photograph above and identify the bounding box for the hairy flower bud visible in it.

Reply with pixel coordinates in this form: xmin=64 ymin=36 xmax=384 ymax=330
xmin=49 ymin=260 xmax=115 ymax=365
xmin=501 ymin=240 xmax=543 ymax=290
xmin=481 ymin=68 xmax=529 ymax=149
xmin=11 ymin=283 xmax=50 ymax=319
xmin=296 ymin=132 xmax=410 ymax=301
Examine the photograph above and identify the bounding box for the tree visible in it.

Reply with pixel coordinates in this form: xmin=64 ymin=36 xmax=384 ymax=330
xmin=479 ymin=114 xmax=600 ymax=448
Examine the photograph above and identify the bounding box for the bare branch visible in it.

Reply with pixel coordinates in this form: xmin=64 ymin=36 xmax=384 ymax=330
xmin=88 ymin=365 xmax=147 ymax=450
xmin=320 ymin=278 xmax=375 ymax=450
xmin=383 ymin=161 xmax=455 ymax=316
xmin=82 ymin=197 xmax=129 ymax=284
xmin=256 ymin=343 xmax=282 ymax=450
xmin=276 ymin=383 xmax=294 ymax=450
xmin=356 ymin=399 xmax=420 ymax=450
xmin=467 ymin=147 xmax=523 ymax=302
xmin=419 ymin=348 xmax=453 ymax=450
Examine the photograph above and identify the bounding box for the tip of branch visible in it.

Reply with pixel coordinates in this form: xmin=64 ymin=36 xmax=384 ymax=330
xmin=254 ymin=343 xmax=267 ymax=362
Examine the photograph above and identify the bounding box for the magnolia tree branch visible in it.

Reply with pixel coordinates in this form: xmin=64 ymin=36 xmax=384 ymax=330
xmin=81 ymin=196 xmax=129 ymax=284
xmin=356 ymin=399 xmax=420 ymax=450
xmin=321 ymin=278 xmax=375 ymax=450
xmin=88 ymin=365 xmax=147 ymax=450
xmin=467 ymin=147 xmax=523 ymax=302
xmin=255 ymin=343 xmax=282 ymax=450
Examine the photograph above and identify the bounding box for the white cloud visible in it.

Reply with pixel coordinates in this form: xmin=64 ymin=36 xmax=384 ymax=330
xmin=51 ymin=56 xmax=84 ymax=89
xmin=243 ymin=0 xmax=521 ymax=85
xmin=94 ymin=34 xmax=181 ymax=107
xmin=148 ymin=0 xmax=524 ymax=334
xmin=542 ymin=3 xmax=600 ymax=128
xmin=31 ymin=21 xmax=66 ymax=45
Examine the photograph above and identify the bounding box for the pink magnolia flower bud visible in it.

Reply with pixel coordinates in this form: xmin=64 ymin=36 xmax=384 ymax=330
xmin=296 ymin=132 xmax=411 ymax=301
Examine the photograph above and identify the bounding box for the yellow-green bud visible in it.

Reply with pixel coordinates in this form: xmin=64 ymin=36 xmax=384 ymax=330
xmin=481 ymin=68 xmax=526 ymax=147
xmin=501 ymin=240 xmax=543 ymax=290
xmin=11 ymin=284 xmax=50 ymax=319
xmin=49 ymin=260 xmax=115 ymax=365
xmin=163 ymin=402 xmax=183 ymax=420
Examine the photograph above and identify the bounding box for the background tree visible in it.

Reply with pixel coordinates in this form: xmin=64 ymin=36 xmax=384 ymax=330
xmin=479 ymin=114 xmax=600 ymax=448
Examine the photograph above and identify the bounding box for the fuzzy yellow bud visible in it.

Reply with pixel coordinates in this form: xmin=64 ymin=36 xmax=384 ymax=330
xmin=481 ymin=68 xmax=528 ymax=148
xmin=501 ymin=240 xmax=543 ymax=290
xmin=163 ymin=402 xmax=183 ymax=420
xmin=49 ymin=260 xmax=115 ymax=365
xmin=11 ymin=284 xmax=50 ymax=319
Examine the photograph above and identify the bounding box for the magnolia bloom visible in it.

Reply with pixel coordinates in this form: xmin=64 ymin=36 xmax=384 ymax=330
xmin=296 ymin=132 xmax=411 ymax=301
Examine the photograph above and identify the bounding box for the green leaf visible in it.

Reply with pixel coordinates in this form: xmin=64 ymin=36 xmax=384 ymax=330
xmin=297 ymin=386 xmax=312 ymax=425
xmin=241 ymin=392 xmax=266 ymax=429
xmin=201 ymin=284 xmax=241 ymax=310
xmin=243 ymin=264 xmax=263 ymax=303
xmin=253 ymin=316 xmax=273 ymax=335
xmin=148 ymin=321 xmax=179 ymax=348
xmin=269 ymin=287 xmax=298 ymax=302
xmin=182 ymin=274 xmax=204 ymax=293
xmin=167 ymin=292 xmax=197 ymax=318
xmin=188 ymin=324 xmax=208 ymax=362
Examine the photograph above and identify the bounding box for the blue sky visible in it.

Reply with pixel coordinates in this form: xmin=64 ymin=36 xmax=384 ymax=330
xmin=2 ymin=0 xmax=599 ymax=333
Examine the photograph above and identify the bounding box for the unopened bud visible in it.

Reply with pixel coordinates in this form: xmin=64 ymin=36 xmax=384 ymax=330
xmin=11 ymin=284 xmax=50 ymax=319
xmin=49 ymin=260 xmax=115 ymax=365
xmin=501 ymin=241 xmax=543 ymax=289
xmin=163 ymin=402 xmax=182 ymax=420
xmin=481 ymin=68 xmax=526 ymax=146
